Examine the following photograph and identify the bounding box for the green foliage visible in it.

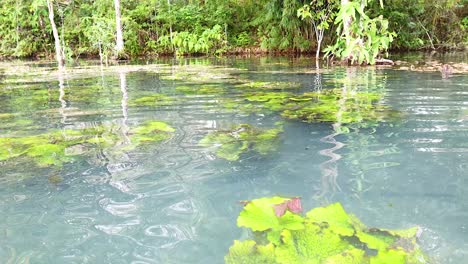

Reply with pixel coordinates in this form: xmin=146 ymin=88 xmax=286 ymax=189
xmin=163 ymin=24 xmax=227 ymax=55
xmin=368 ymin=0 xmax=467 ymax=50
xmin=226 ymin=198 xmax=429 ymax=264
xmin=324 ymin=1 xmax=396 ymax=64
xmin=0 ymin=0 xmax=465 ymax=58
xmin=199 ymin=124 xmax=283 ymax=161
xmin=255 ymin=0 xmax=312 ymax=51
xmin=297 ymin=0 xmax=340 ymax=59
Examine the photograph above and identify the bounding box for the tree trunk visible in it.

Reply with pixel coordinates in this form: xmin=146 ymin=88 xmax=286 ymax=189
xmin=341 ymin=0 xmax=353 ymax=62
xmin=114 ymin=0 xmax=124 ymax=54
xmin=316 ymin=34 xmax=322 ymax=69
xmin=46 ymin=0 xmax=64 ymax=70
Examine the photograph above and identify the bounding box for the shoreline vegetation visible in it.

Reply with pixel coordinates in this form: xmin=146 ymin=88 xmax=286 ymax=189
xmin=0 ymin=0 xmax=466 ymax=65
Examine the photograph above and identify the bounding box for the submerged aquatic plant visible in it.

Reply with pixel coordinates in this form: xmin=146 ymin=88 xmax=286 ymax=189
xmin=130 ymin=94 xmax=176 ymax=107
xmin=199 ymin=124 xmax=283 ymax=161
xmin=235 ymin=81 xmax=301 ymax=91
xmin=226 ymin=197 xmax=428 ymax=264
xmin=222 ymin=88 xmax=396 ymax=126
xmin=175 ymin=85 xmax=225 ymax=95
xmin=129 ymin=120 xmax=175 ymax=144
xmin=0 ymin=120 xmax=175 ymax=167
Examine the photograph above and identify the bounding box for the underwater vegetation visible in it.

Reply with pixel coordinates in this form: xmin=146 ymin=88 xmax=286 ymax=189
xmin=176 ymin=85 xmax=226 ymax=95
xmin=0 ymin=120 xmax=174 ymax=167
xmin=223 ymin=88 xmax=395 ymax=125
xmin=129 ymin=94 xmax=177 ymax=107
xmin=199 ymin=124 xmax=283 ymax=161
xmin=226 ymin=197 xmax=428 ymax=264
xmin=235 ymin=81 xmax=302 ymax=91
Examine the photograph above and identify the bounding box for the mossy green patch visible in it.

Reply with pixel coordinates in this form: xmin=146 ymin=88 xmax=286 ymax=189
xmin=225 ymin=240 xmax=277 ymax=264
xmin=221 ymin=88 xmax=397 ymax=126
xmin=199 ymin=124 xmax=283 ymax=161
xmin=226 ymin=198 xmax=428 ymax=264
xmin=25 ymin=143 xmax=71 ymax=167
xmin=129 ymin=121 xmax=175 ymax=144
xmin=130 ymin=94 xmax=176 ymax=107
xmin=0 ymin=120 xmax=175 ymax=168
xmin=236 ymin=81 xmax=301 ymax=91
xmin=176 ymin=85 xmax=225 ymax=95
xmin=0 ymin=112 xmax=15 ymax=119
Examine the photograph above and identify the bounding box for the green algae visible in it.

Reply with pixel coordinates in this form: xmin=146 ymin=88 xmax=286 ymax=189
xmin=175 ymin=85 xmax=225 ymax=95
xmin=0 ymin=120 xmax=175 ymax=168
xmin=130 ymin=94 xmax=176 ymax=107
xmin=235 ymin=81 xmax=301 ymax=91
xmin=129 ymin=121 xmax=175 ymax=144
xmin=48 ymin=175 xmax=64 ymax=184
xmin=199 ymin=124 xmax=283 ymax=161
xmin=220 ymin=88 xmax=395 ymax=125
xmin=226 ymin=197 xmax=428 ymax=264
xmin=0 ymin=112 xmax=15 ymax=119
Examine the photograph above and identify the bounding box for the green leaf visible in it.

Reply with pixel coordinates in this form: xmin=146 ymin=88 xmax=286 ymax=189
xmin=275 ymin=224 xmax=350 ymax=264
xmin=237 ymin=196 xmax=291 ymax=231
xmin=225 ymin=240 xmax=277 ymax=264
xmin=370 ymin=249 xmax=406 ymax=264
xmin=306 ymin=203 xmax=355 ymax=236
xmin=323 ymin=248 xmax=366 ymax=264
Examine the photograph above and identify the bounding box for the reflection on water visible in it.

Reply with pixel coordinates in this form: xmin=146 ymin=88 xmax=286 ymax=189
xmin=0 ymin=57 xmax=467 ymax=263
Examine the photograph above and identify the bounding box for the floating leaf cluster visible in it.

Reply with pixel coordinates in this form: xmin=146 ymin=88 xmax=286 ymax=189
xmin=226 ymin=197 xmax=428 ymax=264
xmin=199 ymin=124 xmax=283 ymax=161
xmin=0 ymin=120 xmax=174 ymax=167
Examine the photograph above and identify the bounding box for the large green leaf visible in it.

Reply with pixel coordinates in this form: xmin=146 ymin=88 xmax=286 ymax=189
xmin=237 ymin=197 xmax=304 ymax=232
xmin=225 ymin=240 xmax=277 ymax=264
xmin=275 ymin=225 xmax=350 ymax=264
xmin=306 ymin=203 xmax=355 ymax=236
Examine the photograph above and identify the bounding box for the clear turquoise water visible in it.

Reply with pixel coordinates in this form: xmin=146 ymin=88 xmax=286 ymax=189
xmin=0 ymin=57 xmax=467 ymax=263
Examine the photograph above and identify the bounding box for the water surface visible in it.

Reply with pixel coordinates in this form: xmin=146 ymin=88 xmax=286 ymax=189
xmin=0 ymin=57 xmax=467 ymax=263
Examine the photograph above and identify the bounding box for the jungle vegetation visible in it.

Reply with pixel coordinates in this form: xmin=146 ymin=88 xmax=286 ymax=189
xmin=0 ymin=0 xmax=466 ymax=62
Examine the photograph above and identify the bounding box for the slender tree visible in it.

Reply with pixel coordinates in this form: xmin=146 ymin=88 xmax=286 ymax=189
xmin=46 ymin=0 xmax=64 ymax=69
xmin=298 ymin=0 xmax=339 ymax=67
xmin=114 ymin=0 xmax=124 ymax=54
